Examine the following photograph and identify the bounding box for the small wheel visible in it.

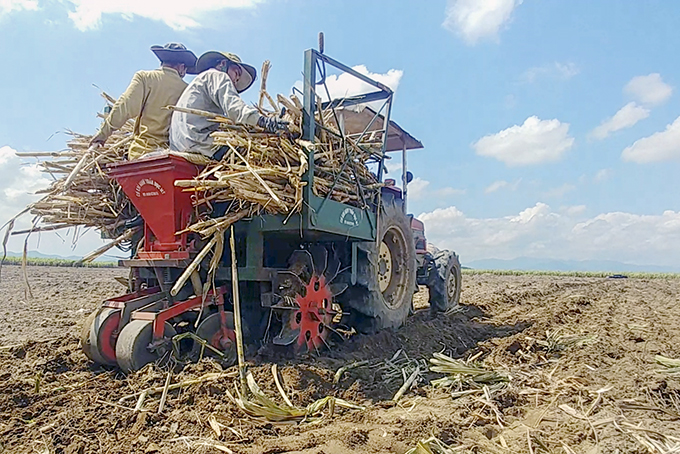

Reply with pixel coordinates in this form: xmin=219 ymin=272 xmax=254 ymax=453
xmin=427 ymin=250 xmax=462 ymax=313
xmin=116 ymin=320 xmax=177 ymax=373
xmin=80 ymin=310 xmax=98 ymax=361
xmin=89 ymin=308 xmax=122 ymax=366
xmin=190 ymin=312 xmax=240 ymax=364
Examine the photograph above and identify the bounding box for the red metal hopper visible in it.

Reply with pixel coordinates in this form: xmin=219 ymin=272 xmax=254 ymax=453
xmin=107 ymin=154 xmax=202 ymax=259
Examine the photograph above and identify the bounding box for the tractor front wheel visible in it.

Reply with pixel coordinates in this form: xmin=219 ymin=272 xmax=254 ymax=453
xmin=427 ymin=250 xmax=462 ymax=314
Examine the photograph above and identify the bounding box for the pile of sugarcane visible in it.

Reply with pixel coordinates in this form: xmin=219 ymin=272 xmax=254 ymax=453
xmin=7 ymin=61 xmax=384 ymax=263
xmin=10 ymin=93 xmax=135 ymax=241
xmin=172 ymin=96 xmax=382 ymax=228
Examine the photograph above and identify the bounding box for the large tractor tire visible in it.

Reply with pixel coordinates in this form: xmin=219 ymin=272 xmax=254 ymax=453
xmin=345 ymin=197 xmax=417 ymax=332
xmin=427 ymin=250 xmax=462 ymax=314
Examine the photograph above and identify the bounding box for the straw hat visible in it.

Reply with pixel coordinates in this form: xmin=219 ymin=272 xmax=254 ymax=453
xmin=195 ymin=51 xmax=257 ymax=93
xmin=150 ymin=43 xmax=198 ymax=74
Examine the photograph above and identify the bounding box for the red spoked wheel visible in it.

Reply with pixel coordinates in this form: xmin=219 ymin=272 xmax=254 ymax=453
xmin=274 ymin=274 xmax=338 ymax=354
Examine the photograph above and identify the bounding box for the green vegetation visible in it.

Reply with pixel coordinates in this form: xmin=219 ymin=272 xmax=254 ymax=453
xmin=463 ymin=269 xmax=680 ymax=279
xmin=0 ymin=256 xmax=118 ymax=268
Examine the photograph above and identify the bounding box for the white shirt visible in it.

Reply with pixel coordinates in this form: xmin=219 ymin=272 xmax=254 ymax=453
xmin=170 ymin=69 xmax=260 ymax=156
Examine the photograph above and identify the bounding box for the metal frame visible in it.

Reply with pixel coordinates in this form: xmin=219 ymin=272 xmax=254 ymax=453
xmin=299 ymin=49 xmax=396 ymax=240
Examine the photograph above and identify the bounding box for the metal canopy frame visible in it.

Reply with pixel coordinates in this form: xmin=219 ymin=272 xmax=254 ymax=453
xmin=302 ymin=49 xmax=394 ymax=191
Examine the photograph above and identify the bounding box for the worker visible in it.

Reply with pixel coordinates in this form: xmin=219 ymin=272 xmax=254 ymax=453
xmin=170 ymin=51 xmax=288 ymax=159
xmin=90 ymin=43 xmax=198 ymax=159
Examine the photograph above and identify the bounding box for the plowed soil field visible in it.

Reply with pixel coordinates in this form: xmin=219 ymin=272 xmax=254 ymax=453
xmin=1 ymin=266 xmax=679 ymax=453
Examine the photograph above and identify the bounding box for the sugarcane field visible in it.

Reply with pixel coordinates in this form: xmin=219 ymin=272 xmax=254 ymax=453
xmin=1 ymin=265 xmax=680 ymax=453
xmin=2 ymin=5 xmax=680 ymax=454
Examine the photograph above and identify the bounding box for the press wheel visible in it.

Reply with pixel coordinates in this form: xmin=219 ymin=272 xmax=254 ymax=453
xmin=89 ymin=308 xmax=121 ymax=366
xmin=115 ymin=320 xmax=177 ymax=373
xmin=80 ymin=310 xmax=98 ymax=362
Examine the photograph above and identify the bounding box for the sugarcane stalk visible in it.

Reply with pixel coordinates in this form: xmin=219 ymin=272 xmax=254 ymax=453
xmin=170 ymin=235 xmax=218 ymax=297
xmin=230 ymin=225 xmax=247 ymax=394
xmin=76 ymin=227 xmax=138 ymax=264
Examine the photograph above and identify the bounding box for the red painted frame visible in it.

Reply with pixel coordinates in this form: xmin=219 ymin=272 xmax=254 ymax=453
xmin=130 ymin=287 xmax=227 ymax=341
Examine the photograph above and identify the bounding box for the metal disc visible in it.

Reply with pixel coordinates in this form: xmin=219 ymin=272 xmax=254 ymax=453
xmin=274 ymin=274 xmax=336 ymax=354
xmin=190 ymin=312 xmax=237 ymax=364
xmin=80 ymin=310 xmax=98 ymax=362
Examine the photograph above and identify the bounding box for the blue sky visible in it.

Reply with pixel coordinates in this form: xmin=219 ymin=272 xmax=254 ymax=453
xmin=1 ymin=0 xmax=680 ymax=268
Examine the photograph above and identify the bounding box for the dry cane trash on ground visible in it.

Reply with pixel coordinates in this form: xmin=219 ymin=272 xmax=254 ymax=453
xmin=429 ymin=351 xmax=509 ymax=392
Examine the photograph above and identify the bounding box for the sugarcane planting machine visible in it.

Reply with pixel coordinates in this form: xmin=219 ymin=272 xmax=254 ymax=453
xmin=81 ymin=43 xmax=462 ymax=372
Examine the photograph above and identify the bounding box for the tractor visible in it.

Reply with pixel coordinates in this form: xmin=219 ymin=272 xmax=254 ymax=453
xmin=81 ymin=41 xmax=462 ymax=372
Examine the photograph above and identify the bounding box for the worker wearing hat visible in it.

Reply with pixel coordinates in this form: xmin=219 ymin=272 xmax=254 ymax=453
xmin=170 ymin=51 xmax=288 ymax=158
xmin=91 ymin=43 xmax=198 ymax=160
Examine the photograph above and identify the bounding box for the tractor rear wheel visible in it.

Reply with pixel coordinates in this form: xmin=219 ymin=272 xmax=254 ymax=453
xmin=345 ymin=198 xmax=417 ymax=332
xmin=89 ymin=308 xmax=121 ymax=366
xmin=427 ymin=250 xmax=462 ymax=313
xmin=115 ymin=320 xmax=177 ymax=373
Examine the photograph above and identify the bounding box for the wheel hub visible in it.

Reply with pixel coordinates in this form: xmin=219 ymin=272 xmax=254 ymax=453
xmin=447 ymin=269 xmax=457 ymax=300
xmin=190 ymin=312 xmax=237 ymax=364
xmin=378 ymin=240 xmax=393 ymax=293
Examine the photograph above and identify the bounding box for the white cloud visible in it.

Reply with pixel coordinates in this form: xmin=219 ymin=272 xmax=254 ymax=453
xmin=2 ymin=0 xmax=265 ymax=30
xmin=591 ymin=74 xmax=671 ymax=142
xmin=292 ymin=65 xmax=403 ymax=114
xmin=522 ymin=62 xmax=580 ymax=83
xmin=442 ymin=0 xmax=522 ymax=44
xmin=319 ymin=65 xmax=403 ymax=103
xmin=438 ymin=187 xmax=467 ymax=197
xmin=590 ymin=102 xmax=650 ymax=140
xmin=594 ymin=169 xmax=611 ymax=183
xmin=473 ymin=116 xmax=574 ymax=166
xmin=0 ymin=0 xmax=38 ymax=15
xmin=622 ymin=116 xmax=680 ymax=163
xmin=0 ymin=146 xmax=50 ymax=209
xmin=418 ymin=202 xmax=680 ymax=267
xmin=407 ymin=177 xmax=430 ymax=200
xmin=407 ymin=177 xmax=465 ymax=201
xmin=563 ymin=205 xmax=586 ymax=216
xmin=485 ymin=179 xmax=521 ymax=194
xmin=625 ymin=73 xmax=673 ymax=106
xmin=21 ymin=0 xmax=263 ymax=31
xmin=485 ymin=180 xmax=507 ymax=193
